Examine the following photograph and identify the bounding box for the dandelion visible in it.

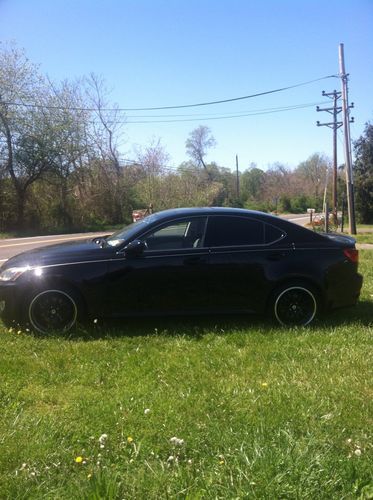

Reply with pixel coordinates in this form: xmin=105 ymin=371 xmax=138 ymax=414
xmin=219 ymin=460 xmax=225 ymax=465
xmin=99 ymin=433 xmax=108 ymax=448
xmin=87 ymin=473 xmax=92 ymax=479
xmin=261 ymin=382 xmax=268 ymax=387
xmin=127 ymin=436 xmax=134 ymax=444
xmin=170 ymin=436 xmax=184 ymax=446
xmin=75 ymin=456 xmax=83 ymax=464
xmin=99 ymin=433 xmax=108 ymax=444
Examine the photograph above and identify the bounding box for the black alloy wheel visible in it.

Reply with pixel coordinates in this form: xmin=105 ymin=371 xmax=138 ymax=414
xmin=28 ymin=289 xmax=78 ymax=334
xmin=273 ymin=285 xmax=317 ymax=326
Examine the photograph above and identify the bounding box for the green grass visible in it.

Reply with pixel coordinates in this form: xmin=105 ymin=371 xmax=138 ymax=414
xmin=0 ymin=252 xmax=372 ymax=499
xmin=354 ymin=233 xmax=373 ymax=245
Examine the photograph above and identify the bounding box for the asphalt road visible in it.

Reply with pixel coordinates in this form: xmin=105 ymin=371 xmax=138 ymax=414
xmin=0 ymin=214 xmax=311 ymax=264
xmin=0 ymin=231 xmax=106 ymax=263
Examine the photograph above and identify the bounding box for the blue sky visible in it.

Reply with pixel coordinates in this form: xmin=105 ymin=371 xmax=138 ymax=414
xmin=1 ymin=0 xmax=372 ymax=171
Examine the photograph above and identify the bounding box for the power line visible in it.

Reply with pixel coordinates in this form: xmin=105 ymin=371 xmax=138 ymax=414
xmin=1 ymin=75 xmax=337 ymax=112
xmin=124 ymin=101 xmax=329 ymax=124
xmin=85 ymin=101 xmax=330 ymax=125
xmin=118 ymin=75 xmax=337 ymax=111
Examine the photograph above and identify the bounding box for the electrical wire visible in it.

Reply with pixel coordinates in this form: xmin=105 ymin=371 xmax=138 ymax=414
xmin=124 ymin=101 xmax=329 ymax=124
xmin=1 ymin=75 xmax=337 ymax=112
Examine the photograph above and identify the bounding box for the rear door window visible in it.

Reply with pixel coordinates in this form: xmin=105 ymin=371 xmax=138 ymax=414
xmin=205 ymin=216 xmax=265 ymax=247
xmin=264 ymin=224 xmax=286 ymax=244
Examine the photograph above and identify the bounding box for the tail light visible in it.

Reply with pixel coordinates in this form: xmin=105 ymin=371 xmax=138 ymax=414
xmin=343 ymin=248 xmax=359 ymax=263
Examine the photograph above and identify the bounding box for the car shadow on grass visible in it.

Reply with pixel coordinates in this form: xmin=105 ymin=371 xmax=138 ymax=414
xmin=56 ymin=299 xmax=373 ymax=341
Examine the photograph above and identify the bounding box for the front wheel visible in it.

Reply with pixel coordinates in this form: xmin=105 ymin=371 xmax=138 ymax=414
xmin=272 ymin=284 xmax=318 ymax=326
xmin=27 ymin=289 xmax=81 ymax=334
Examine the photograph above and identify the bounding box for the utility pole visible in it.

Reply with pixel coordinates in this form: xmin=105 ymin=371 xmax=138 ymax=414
xmin=235 ymin=154 xmax=240 ymax=199
xmin=316 ymin=90 xmax=343 ymax=223
xmin=339 ymin=43 xmax=356 ymax=234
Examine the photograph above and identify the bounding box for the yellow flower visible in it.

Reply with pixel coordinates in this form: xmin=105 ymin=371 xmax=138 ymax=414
xmin=127 ymin=436 xmax=134 ymax=444
xmin=75 ymin=456 xmax=83 ymax=463
xmin=261 ymin=382 xmax=268 ymax=387
xmin=219 ymin=460 xmax=225 ymax=465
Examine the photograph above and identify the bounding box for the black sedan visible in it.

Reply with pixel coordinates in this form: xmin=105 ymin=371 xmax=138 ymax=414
xmin=0 ymin=207 xmax=363 ymax=333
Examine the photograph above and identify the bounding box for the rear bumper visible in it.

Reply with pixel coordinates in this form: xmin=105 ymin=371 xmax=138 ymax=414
xmin=326 ymin=272 xmax=363 ymax=309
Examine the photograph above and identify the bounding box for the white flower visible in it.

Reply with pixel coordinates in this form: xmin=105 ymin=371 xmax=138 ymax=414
xmin=167 ymin=455 xmax=174 ymax=462
xmin=144 ymin=408 xmax=151 ymax=415
xmin=170 ymin=436 xmax=184 ymax=446
xmin=354 ymin=448 xmax=362 ymax=457
xmin=99 ymin=433 xmax=108 ymax=445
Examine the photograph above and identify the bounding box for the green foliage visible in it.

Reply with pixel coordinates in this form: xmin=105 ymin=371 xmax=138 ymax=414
xmin=354 ymin=122 xmax=373 ymax=224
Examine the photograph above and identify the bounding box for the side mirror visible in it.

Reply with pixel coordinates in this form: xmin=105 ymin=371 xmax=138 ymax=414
xmin=124 ymin=239 xmax=146 ymax=257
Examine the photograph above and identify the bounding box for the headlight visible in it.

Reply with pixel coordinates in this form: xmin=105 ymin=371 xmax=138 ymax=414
xmin=0 ymin=266 xmax=30 ymax=282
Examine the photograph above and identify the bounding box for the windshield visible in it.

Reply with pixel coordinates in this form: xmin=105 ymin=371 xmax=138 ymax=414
xmin=106 ymin=213 xmax=160 ymax=247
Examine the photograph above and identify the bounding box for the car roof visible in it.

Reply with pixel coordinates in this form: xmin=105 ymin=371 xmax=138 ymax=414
xmin=151 ymin=207 xmax=277 ymax=220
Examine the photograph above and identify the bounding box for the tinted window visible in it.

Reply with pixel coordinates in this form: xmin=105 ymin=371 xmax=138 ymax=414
xmin=205 ymin=216 xmax=264 ymax=247
xmin=141 ymin=217 xmax=206 ymax=251
xmin=264 ymin=224 xmax=286 ymax=244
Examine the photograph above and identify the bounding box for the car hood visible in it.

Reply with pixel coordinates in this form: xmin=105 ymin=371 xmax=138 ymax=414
xmin=1 ymin=239 xmax=116 ymax=270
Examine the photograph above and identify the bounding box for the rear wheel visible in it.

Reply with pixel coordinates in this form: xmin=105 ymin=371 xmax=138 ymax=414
xmin=272 ymin=284 xmax=318 ymax=326
xmin=27 ymin=289 xmax=80 ymax=334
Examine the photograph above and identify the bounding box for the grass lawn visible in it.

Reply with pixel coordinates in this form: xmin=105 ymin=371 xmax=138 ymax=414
xmin=354 ymin=233 xmax=373 ymax=245
xmin=0 ymin=252 xmax=372 ymax=499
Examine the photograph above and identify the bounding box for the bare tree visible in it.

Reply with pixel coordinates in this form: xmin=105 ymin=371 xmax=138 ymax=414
xmin=296 ymin=153 xmax=330 ymax=203
xmin=185 ymin=126 xmax=216 ymax=177
xmin=135 ymin=138 xmax=170 ymax=206
xmin=84 ymin=73 xmax=123 ymax=174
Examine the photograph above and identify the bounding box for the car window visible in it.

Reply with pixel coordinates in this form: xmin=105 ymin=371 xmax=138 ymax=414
xmin=264 ymin=223 xmax=286 ymax=244
xmin=205 ymin=216 xmax=264 ymax=247
xmin=141 ymin=217 xmax=207 ymax=251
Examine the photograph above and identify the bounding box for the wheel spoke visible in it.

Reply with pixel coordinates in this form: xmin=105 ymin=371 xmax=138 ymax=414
xmin=29 ymin=290 xmax=77 ymax=333
xmin=275 ymin=287 xmax=316 ymax=326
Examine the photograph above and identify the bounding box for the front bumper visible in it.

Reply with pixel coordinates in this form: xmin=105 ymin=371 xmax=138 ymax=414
xmin=0 ymin=282 xmax=21 ymax=324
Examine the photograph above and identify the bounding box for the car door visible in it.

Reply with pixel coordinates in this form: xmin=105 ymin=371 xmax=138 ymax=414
xmin=205 ymin=215 xmax=286 ymax=314
xmin=105 ymin=217 xmax=210 ymax=316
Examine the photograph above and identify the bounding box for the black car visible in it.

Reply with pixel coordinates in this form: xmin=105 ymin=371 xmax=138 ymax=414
xmin=0 ymin=207 xmax=363 ymax=333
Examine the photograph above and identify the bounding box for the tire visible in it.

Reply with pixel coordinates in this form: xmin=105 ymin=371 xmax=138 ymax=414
xmin=26 ymin=288 xmax=82 ymax=334
xmin=271 ymin=283 xmax=319 ymax=326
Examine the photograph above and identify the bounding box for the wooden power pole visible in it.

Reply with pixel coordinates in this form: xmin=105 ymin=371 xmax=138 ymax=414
xmin=235 ymin=154 xmax=240 ymax=199
xmin=316 ymin=90 xmax=343 ymax=222
xmin=339 ymin=43 xmax=357 ymax=234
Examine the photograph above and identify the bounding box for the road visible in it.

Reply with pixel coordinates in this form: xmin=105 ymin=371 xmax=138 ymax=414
xmin=0 ymin=231 xmax=106 ymax=264
xmin=0 ymin=214 xmax=311 ymax=264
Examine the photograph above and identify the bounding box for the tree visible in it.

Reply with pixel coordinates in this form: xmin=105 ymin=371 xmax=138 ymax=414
xmin=240 ymin=166 xmax=265 ymax=203
xmin=354 ymin=122 xmax=373 ymax=223
xmin=185 ymin=126 xmax=216 ymax=177
xmin=135 ymin=139 xmax=170 ymax=207
xmin=0 ymin=43 xmax=55 ymax=228
xmin=296 ymin=153 xmax=330 ymax=206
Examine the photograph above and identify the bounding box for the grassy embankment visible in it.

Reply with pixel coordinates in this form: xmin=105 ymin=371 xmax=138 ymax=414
xmin=0 ymin=252 xmax=372 ymax=498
